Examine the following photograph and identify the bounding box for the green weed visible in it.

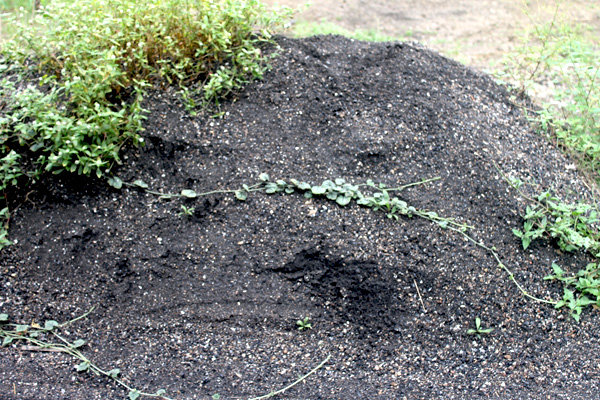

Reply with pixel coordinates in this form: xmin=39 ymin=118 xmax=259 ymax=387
xmin=545 ymin=262 xmax=600 ymax=321
xmin=1 ymin=307 xmax=176 ymax=400
xmin=467 ymin=317 xmax=493 ymax=338
xmin=296 ymin=316 xmax=312 ymax=331
xmin=0 ymin=0 xmax=292 ymax=248
xmin=504 ymin=171 xmax=600 ymax=320
xmin=496 ymin=14 xmax=600 ymax=180
xmin=510 ymin=186 xmax=600 ymax=256
xmin=178 ymin=205 xmax=195 ymax=217
xmin=0 ymin=307 xmax=330 ymax=400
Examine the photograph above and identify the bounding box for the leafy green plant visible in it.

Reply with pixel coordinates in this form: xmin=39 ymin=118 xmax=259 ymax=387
xmin=1 ymin=307 xmax=330 ymax=400
xmin=252 ymin=173 xmax=471 ymax=231
xmin=0 ymin=307 xmax=175 ymax=400
xmin=467 ymin=317 xmax=493 ymax=337
xmin=296 ymin=316 xmax=312 ymax=331
xmin=496 ymin=14 xmax=600 ymax=180
xmin=544 ymin=262 xmax=600 ymax=321
xmin=502 ymin=170 xmax=600 ymax=320
xmin=510 ymin=187 xmax=600 ymax=256
xmin=178 ymin=205 xmax=195 ymax=217
xmin=0 ymin=0 xmax=292 ymax=248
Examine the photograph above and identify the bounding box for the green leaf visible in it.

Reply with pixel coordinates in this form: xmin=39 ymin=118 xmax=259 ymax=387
xmin=133 ymin=180 xmax=148 ymax=189
xmin=180 ymin=189 xmax=197 ymax=198
xmin=571 ymin=312 xmax=581 ymax=322
xmin=2 ymin=336 xmax=13 ymax=346
xmin=44 ymin=320 xmax=59 ymax=331
xmin=72 ymin=339 xmax=86 ymax=348
xmin=551 ymin=262 xmax=564 ymax=277
xmin=107 ymin=177 xmax=122 ymax=189
xmin=155 ymin=389 xmax=166 ymax=396
xmin=76 ymin=362 xmax=90 ymax=372
xmin=259 ymin=173 xmax=270 ymax=182
xmin=511 ymin=228 xmax=523 ymax=238
xmin=290 ymin=179 xmax=311 ymax=191
xmin=107 ymin=368 xmax=120 ymax=379
xmin=336 ymin=196 xmax=351 ymax=206
xmin=522 ymin=236 xmax=531 ymax=250
xmin=0 ymin=314 xmax=8 ymax=322
xmin=235 ymin=190 xmax=248 ymax=201
xmin=564 ymin=287 xmax=575 ymax=300
xmin=212 ymin=394 xmax=221 ymax=400
xmin=265 ymin=182 xmax=279 ymax=194
xmin=576 ymin=296 xmax=595 ymax=307
xmin=15 ymin=325 xmax=28 ymax=333
xmin=128 ymin=389 xmax=141 ymax=400
xmin=311 ymin=186 xmax=326 ymax=195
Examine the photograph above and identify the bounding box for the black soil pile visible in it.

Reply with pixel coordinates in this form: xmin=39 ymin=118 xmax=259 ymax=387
xmin=1 ymin=36 xmax=599 ymax=400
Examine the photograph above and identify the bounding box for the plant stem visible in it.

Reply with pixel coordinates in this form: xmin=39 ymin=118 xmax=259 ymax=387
xmin=247 ymin=354 xmax=331 ymax=400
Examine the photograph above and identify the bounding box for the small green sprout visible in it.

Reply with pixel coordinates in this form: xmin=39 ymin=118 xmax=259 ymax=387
xmin=297 ymin=317 xmax=312 ymax=331
xmin=178 ymin=205 xmax=195 ymax=217
xmin=467 ymin=318 xmax=493 ymax=337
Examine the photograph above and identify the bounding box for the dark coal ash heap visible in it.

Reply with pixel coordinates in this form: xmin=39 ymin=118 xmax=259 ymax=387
xmin=1 ymin=35 xmax=599 ymax=400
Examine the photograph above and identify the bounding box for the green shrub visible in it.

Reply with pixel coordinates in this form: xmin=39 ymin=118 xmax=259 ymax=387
xmin=496 ymin=20 xmax=600 ymax=177
xmin=0 ymin=0 xmax=292 ymax=249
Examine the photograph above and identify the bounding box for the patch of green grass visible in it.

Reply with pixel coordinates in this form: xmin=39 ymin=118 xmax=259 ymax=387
xmin=0 ymin=0 xmax=292 ymax=249
xmin=291 ymin=19 xmax=405 ymax=42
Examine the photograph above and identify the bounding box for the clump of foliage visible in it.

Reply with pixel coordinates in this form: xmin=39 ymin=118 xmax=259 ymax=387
xmin=507 ymin=175 xmax=600 ymax=320
xmin=545 ymin=261 xmax=600 ymax=322
xmin=496 ymin=14 xmax=600 ymax=179
xmin=495 ymin=6 xmax=600 ymax=321
xmin=0 ymin=0 xmax=292 ymax=248
xmin=511 ymin=186 xmax=600 ymax=256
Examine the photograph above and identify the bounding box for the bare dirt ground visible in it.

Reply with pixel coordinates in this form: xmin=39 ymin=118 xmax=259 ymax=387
xmin=2 ymin=2 xmax=600 ymax=400
xmin=265 ymin=0 xmax=600 ymax=69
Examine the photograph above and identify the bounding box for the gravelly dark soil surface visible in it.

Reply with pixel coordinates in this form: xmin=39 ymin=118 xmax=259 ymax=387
xmin=1 ymin=35 xmax=600 ymax=400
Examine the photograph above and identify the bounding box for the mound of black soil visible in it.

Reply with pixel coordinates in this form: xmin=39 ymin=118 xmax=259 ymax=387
xmin=1 ymin=36 xmax=599 ymax=400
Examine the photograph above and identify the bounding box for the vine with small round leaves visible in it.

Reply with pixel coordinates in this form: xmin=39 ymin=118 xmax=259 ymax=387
xmin=0 ymin=308 xmax=330 ymax=400
xmin=0 ymin=307 xmax=174 ymax=400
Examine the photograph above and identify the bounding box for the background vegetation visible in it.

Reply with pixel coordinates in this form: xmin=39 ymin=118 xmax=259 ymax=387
xmin=0 ymin=0 xmax=292 ymax=248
